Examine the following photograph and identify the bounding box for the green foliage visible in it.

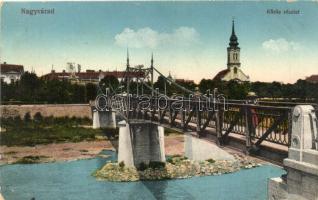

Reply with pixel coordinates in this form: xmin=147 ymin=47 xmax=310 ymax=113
xmin=1 ymin=71 xmax=99 ymax=104
xmin=13 ymin=116 xmax=22 ymax=123
xmin=206 ymin=158 xmax=216 ymax=163
xmin=137 ymin=161 xmax=166 ymax=171
xmin=164 ymin=127 xmax=182 ymax=136
xmin=153 ymin=76 xmax=196 ymax=96
xmin=166 ymin=155 xmax=187 ymax=164
xmin=0 ymin=116 xmax=103 ymax=146
xmin=138 ymin=162 xmax=148 ymax=171
xmin=1 ymin=70 xmax=318 ymax=103
xmin=99 ymin=75 xmax=119 ymax=93
xmin=33 ymin=112 xmax=43 ymax=123
xmin=198 ymin=79 xmax=318 ymax=102
xmin=86 ymin=83 xmax=97 ymax=101
xmin=23 ymin=112 xmax=31 ymax=123
xmin=14 ymin=155 xmax=49 ymax=164
xmin=154 ymin=76 xmax=166 ymax=91
xmin=119 ymin=161 xmax=125 ymax=168
xmin=148 ymin=161 xmax=166 ymax=169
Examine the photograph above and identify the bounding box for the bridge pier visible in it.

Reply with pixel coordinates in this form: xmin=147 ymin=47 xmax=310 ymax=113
xmin=118 ymin=121 xmax=165 ymax=167
xmin=92 ymin=110 xmax=116 ymax=129
xmin=268 ymin=105 xmax=318 ymax=200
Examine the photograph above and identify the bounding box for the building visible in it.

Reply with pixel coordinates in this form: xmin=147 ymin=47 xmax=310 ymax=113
xmin=213 ymin=20 xmax=249 ymax=82
xmin=41 ymin=69 xmax=144 ymax=84
xmin=0 ymin=62 xmax=24 ymax=84
xmin=305 ymin=75 xmax=318 ymax=84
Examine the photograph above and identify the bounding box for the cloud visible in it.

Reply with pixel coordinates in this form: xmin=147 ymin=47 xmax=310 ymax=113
xmin=114 ymin=27 xmax=200 ymax=48
xmin=262 ymin=38 xmax=300 ymax=53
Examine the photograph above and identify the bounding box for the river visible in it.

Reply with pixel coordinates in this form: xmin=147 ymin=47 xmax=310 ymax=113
xmin=0 ymin=150 xmax=285 ymax=200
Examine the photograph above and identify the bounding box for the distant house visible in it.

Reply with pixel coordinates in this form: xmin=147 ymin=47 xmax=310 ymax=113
xmin=213 ymin=20 xmax=249 ymax=82
xmin=0 ymin=62 xmax=24 ymax=84
xmin=305 ymin=75 xmax=318 ymax=84
xmin=41 ymin=69 xmax=144 ymax=84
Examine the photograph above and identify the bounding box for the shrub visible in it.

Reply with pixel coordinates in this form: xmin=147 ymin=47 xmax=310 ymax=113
xmin=148 ymin=161 xmax=165 ymax=169
xmin=43 ymin=115 xmax=54 ymax=125
xmin=138 ymin=162 xmax=148 ymax=171
xmin=167 ymin=155 xmax=187 ymax=164
xmin=23 ymin=112 xmax=31 ymax=123
xmin=166 ymin=157 xmax=173 ymax=163
xmin=206 ymin=158 xmax=215 ymax=163
xmin=33 ymin=112 xmax=43 ymax=123
xmin=13 ymin=116 xmax=22 ymax=123
xmin=82 ymin=116 xmax=92 ymax=125
xmin=119 ymin=161 xmax=125 ymax=168
xmin=14 ymin=155 xmax=48 ymax=164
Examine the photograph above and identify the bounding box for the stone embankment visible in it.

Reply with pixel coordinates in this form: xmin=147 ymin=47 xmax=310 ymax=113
xmin=0 ymin=104 xmax=91 ymax=119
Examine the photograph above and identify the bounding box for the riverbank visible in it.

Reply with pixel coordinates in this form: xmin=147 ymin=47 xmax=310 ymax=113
xmin=0 ymin=134 xmax=185 ymax=165
xmin=0 ymin=140 xmax=113 ymax=165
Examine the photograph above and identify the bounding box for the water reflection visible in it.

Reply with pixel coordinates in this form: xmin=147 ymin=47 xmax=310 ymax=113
xmin=142 ymin=180 xmax=168 ymax=200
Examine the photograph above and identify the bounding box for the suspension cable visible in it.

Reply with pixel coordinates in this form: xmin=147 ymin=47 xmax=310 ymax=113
xmin=153 ymin=67 xmax=195 ymax=95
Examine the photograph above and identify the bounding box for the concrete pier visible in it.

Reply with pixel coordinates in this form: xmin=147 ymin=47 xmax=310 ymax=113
xmin=184 ymin=133 xmax=235 ymax=161
xmin=268 ymin=105 xmax=318 ymax=200
xmin=118 ymin=121 xmax=165 ymax=167
xmin=92 ymin=110 xmax=116 ymax=129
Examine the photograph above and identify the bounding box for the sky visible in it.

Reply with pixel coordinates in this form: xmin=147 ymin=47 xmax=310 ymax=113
xmin=1 ymin=1 xmax=318 ymax=83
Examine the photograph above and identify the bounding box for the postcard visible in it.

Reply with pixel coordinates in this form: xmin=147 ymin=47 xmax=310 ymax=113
xmin=0 ymin=1 xmax=317 ymax=200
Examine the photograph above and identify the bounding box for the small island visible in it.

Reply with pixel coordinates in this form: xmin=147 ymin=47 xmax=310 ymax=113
xmin=93 ymin=154 xmax=260 ymax=182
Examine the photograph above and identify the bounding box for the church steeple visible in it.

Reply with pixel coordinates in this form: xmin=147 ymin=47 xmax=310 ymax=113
xmin=229 ymin=19 xmax=239 ymax=48
xmin=213 ymin=19 xmax=249 ymax=82
xmin=227 ymin=19 xmax=241 ymax=69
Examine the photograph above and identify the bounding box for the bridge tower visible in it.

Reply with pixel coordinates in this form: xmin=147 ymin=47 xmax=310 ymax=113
xmin=268 ymin=105 xmax=318 ymax=200
xmin=150 ymin=53 xmax=154 ymax=96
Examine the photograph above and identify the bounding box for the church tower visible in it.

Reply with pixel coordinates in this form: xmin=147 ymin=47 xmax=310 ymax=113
xmin=227 ymin=19 xmax=241 ymax=70
xmin=213 ymin=19 xmax=249 ymax=82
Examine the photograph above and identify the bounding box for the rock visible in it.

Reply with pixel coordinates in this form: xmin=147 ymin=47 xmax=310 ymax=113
xmin=93 ymin=156 xmax=260 ymax=182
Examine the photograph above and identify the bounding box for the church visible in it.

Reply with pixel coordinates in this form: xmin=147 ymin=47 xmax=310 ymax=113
xmin=213 ymin=20 xmax=249 ymax=82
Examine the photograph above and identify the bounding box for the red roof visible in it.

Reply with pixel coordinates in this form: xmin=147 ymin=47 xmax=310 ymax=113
xmin=306 ymin=75 xmax=318 ymax=83
xmin=41 ymin=71 xmax=144 ymax=81
xmin=0 ymin=63 xmax=24 ymax=74
xmin=213 ymin=69 xmax=230 ymax=81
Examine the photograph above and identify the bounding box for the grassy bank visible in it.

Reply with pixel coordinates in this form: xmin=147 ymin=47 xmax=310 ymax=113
xmin=0 ymin=114 xmax=118 ymax=146
xmin=0 ymin=112 xmax=182 ymax=147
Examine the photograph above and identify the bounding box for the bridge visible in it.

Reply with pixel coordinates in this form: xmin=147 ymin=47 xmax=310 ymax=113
xmin=91 ymin=54 xmax=318 ymax=199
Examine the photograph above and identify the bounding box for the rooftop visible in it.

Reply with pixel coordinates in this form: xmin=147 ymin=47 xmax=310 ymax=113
xmin=0 ymin=62 xmax=24 ymax=74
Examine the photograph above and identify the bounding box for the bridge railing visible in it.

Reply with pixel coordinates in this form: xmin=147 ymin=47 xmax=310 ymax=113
xmin=108 ymin=95 xmax=297 ymax=153
xmin=220 ymin=103 xmax=292 ymax=147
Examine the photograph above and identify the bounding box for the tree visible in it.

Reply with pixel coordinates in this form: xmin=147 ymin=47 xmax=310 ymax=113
xmin=227 ymin=80 xmax=250 ymax=99
xmin=199 ymin=79 xmax=216 ymax=93
xmin=19 ymin=72 xmax=42 ymax=102
xmin=99 ymin=75 xmax=119 ymax=93
xmin=154 ymin=76 xmax=166 ymax=93
xmin=86 ymin=83 xmax=97 ymax=101
xmin=70 ymin=84 xmax=86 ymax=103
